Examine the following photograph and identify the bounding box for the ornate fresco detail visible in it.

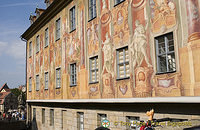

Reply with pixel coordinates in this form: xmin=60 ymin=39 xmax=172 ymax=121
xmin=71 ymin=88 xmax=76 ymax=97
xmin=56 ymin=89 xmax=61 ymax=95
xmin=35 ymin=55 xmax=40 ymax=73
xmin=130 ymin=20 xmax=152 ymax=69
xmin=119 ymin=85 xmax=128 ymax=95
xmin=149 ymin=0 xmax=176 ymax=33
xmin=89 ymin=85 xmax=99 ymax=97
xmin=102 ymin=73 xmax=114 ymax=98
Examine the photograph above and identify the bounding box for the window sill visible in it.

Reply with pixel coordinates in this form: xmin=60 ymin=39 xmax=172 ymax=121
xmin=36 ymin=90 xmax=39 ymax=91
xmin=44 ymin=88 xmax=48 ymax=91
xmin=36 ymin=51 xmax=39 ymax=54
xmin=29 ymin=56 xmax=32 ymax=58
xmin=29 ymin=90 xmax=32 ymax=92
xmin=88 ymin=16 xmax=97 ymax=22
xmin=69 ymin=28 xmax=76 ymax=33
xmin=70 ymin=84 xmax=77 ymax=87
xmin=114 ymin=0 xmax=125 ymax=7
xmin=56 ymin=87 xmax=61 ymax=89
xmin=156 ymin=71 xmax=176 ymax=75
xmin=89 ymin=81 xmax=99 ymax=85
xmin=44 ymin=45 xmax=49 ymax=48
xmin=116 ymin=77 xmax=130 ymax=81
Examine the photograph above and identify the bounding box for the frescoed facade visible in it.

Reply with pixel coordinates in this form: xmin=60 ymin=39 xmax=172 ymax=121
xmin=21 ymin=0 xmax=200 ymax=129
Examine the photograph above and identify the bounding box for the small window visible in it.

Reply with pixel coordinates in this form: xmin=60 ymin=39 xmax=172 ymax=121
xmin=70 ymin=6 xmax=76 ymax=31
xmin=89 ymin=56 xmax=99 ymax=83
xmin=36 ymin=75 xmax=40 ymax=91
xmin=36 ymin=35 xmax=40 ymax=53
xmin=70 ymin=63 xmax=77 ymax=86
xmin=155 ymin=32 xmax=176 ymax=74
xmin=97 ymin=114 xmax=107 ymax=127
xmin=45 ymin=28 xmax=49 ymax=47
xmin=77 ymin=112 xmax=84 ymax=130
xmin=42 ymin=108 xmax=45 ymax=124
xmin=126 ymin=116 xmax=140 ymax=130
xmin=56 ymin=18 xmax=61 ymax=40
xmin=61 ymin=110 xmax=66 ymax=129
xmin=88 ymin=0 xmax=96 ymax=20
xmin=29 ymin=77 xmax=32 ymax=92
xmin=116 ymin=47 xmax=130 ymax=79
xmin=29 ymin=42 xmax=32 ymax=57
xmin=50 ymin=109 xmax=54 ymax=126
xmin=56 ymin=68 xmax=61 ymax=88
xmin=45 ymin=72 xmax=49 ymax=90
xmin=33 ymin=108 xmax=36 ymax=121
xmin=115 ymin=0 xmax=125 ymax=6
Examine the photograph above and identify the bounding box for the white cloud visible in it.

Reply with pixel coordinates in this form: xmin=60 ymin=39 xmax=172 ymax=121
xmin=0 ymin=41 xmax=8 ymax=56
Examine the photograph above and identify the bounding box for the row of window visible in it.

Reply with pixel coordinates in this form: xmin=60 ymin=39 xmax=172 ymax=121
xmin=29 ymin=33 xmax=176 ymax=91
xmin=29 ymin=0 xmax=126 ymax=57
xmin=33 ymin=108 xmax=139 ymax=130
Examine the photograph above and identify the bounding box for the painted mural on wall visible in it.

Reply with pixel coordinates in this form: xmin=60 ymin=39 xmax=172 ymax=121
xmin=27 ymin=0 xmax=200 ymax=100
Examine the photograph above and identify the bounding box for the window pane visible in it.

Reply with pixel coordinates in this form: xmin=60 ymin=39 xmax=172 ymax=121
xmin=158 ymin=55 xmax=167 ymax=73
xmin=168 ymin=53 xmax=176 ymax=72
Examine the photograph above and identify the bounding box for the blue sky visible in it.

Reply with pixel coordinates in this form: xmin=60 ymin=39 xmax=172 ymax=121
xmin=0 ymin=0 xmax=45 ymax=88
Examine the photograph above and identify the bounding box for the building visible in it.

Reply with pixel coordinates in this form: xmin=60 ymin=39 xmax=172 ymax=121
xmin=0 ymin=83 xmax=18 ymax=113
xmin=21 ymin=0 xmax=200 ymax=129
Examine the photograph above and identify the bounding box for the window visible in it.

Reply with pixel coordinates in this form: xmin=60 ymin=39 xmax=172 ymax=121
xmin=61 ymin=110 xmax=66 ymax=129
xmin=42 ymin=109 xmax=45 ymax=124
xmin=45 ymin=28 xmax=49 ymax=47
xmin=155 ymin=32 xmax=176 ymax=74
xmin=29 ymin=42 xmax=32 ymax=57
xmin=70 ymin=63 xmax=77 ymax=86
xmin=88 ymin=0 xmax=96 ymax=20
xmin=77 ymin=112 xmax=84 ymax=130
xmin=97 ymin=114 xmax=107 ymax=127
xmin=36 ymin=75 xmax=40 ymax=91
xmin=56 ymin=68 xmax=61 ymax=88
xmin=36 ymin=35 xmax=40 ymax=53
xmin=33 ymin=108 xmax=36 ymax=121
xmin=70 ymin=6 xmax=76 ymax=31
xmin=89 ymin=56 xmax=99 ymax=83
xmin=116 ymin=47 xmax=130 ymax=79
xmin=115 ymin=0 xmax=125 ymax=5
xmin=56 ymin=18 xmax=61 ymax=40
xmin=45 ymin=72 xmax=49 ymax=90
xmin=29 ymin=77 xmax=32 ymax=92
xmin=126 ymin=116 xmax=140 ymax=130
xmin=50 ymin=109 xmax=54 ymax=126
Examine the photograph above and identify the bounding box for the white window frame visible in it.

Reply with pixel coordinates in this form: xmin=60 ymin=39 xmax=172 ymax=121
xmin=88 ymin=0 xmax=96 ymax=20
xmin=116 ymin=46 xmax=130 ymax=79
xmin=70 ymin=6 xmax=76 ymax=32
xmin=89 ymin=56 xmax=99 ymax=83
xmin=29 ymin=41 xmax=32 ymax=57
xmin=44 ymin=72 xmax=49 ymax=90
xmin=70 ymin=63 xmax=77 ymax=86
xmin=77 ymin=112 xmax=84 ymax=130
xmin=55 ymin=18 xmax=61 ymax=40
xmin=36 ymin=75 xmax=40 ymax=91
xmin=155 ymin=32 xmax=176 ymax=74
xmin=36 ymin=35 xmax=40 ymax=53
xmin=97 ymin=114 xmax=107 ymax=127
xmin=45 ymin=28 xmax=49 ymax=47
xmin=29 ymin=77 xmax=32 ymax=92
xmin=56 ymin=68 xmax=61 ymax=88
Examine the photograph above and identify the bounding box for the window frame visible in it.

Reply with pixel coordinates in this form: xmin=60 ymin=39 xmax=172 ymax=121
xmin=36 ymin=35 xmax=40 ymax=53
xmin=55 ymin=18 xmax=61 ymax=41
xmin=36 ymin=74 xmax=40 ymax=91
xmin=77 ymin=112 xmax=84 ymax=130
xmin=29 ymin=77 xmax=32 ymax=92
xmin=97 ymin=113 xmax=107 ymax=127
xmin=44 ymin=72 xmax=49 ymax=90
xmin=70 ymin=63 xmax=77 ymax=86
xmin=45 ymin=28 xmax=49 ymax=47
xmin=116 ymin=46 xmax=130 ymax=80
xmin=88 ymin=0 xmax=97 ymax=21
xmin=29 ymin=41 xmax=32 ymax=57
xmin=155 ymin=32 xmax=176 ymax=74
xmin=89 ymin=56 xmax=99 ymax=84
xmin=70 ymin=6 xmax=76 ymax=32
xmin=126 ymin=116 xmax=140 ymax=130
xmin=56 ymin=68 xmax=61 ymax=89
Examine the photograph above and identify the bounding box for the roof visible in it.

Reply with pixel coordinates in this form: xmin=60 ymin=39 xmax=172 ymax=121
xmin=0 ymin=92 xmax=11 ymax=105
xmin=21 ymin=0 xmax=72 ymax=41
xmin=0 ymin=83 xmax=10 ymax=92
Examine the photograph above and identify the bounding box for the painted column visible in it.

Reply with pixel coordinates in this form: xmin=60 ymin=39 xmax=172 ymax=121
xmin=185 ymin=0 xmax=200 ymax=42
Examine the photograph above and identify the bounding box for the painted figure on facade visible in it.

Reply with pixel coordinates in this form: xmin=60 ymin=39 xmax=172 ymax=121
xmin=102 ymin=33 xmax=113 ymax=76
xmin=130 ymin=20 xmax=151 ymax=68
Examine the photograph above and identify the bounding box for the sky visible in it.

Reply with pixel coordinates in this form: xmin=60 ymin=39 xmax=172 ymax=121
xmin=0 ymin=0 xmax=45 ymax=88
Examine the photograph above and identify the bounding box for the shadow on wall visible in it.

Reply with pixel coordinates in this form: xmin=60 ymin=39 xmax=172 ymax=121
xmin=95 ymin=126 xmax=110 ymax=130
xmin=29 ymin=117 xmax=38 ymax=130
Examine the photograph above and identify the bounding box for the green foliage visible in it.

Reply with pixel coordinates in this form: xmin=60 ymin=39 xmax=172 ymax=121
xmin=10 ymin=88 xmax=21 ymax=97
